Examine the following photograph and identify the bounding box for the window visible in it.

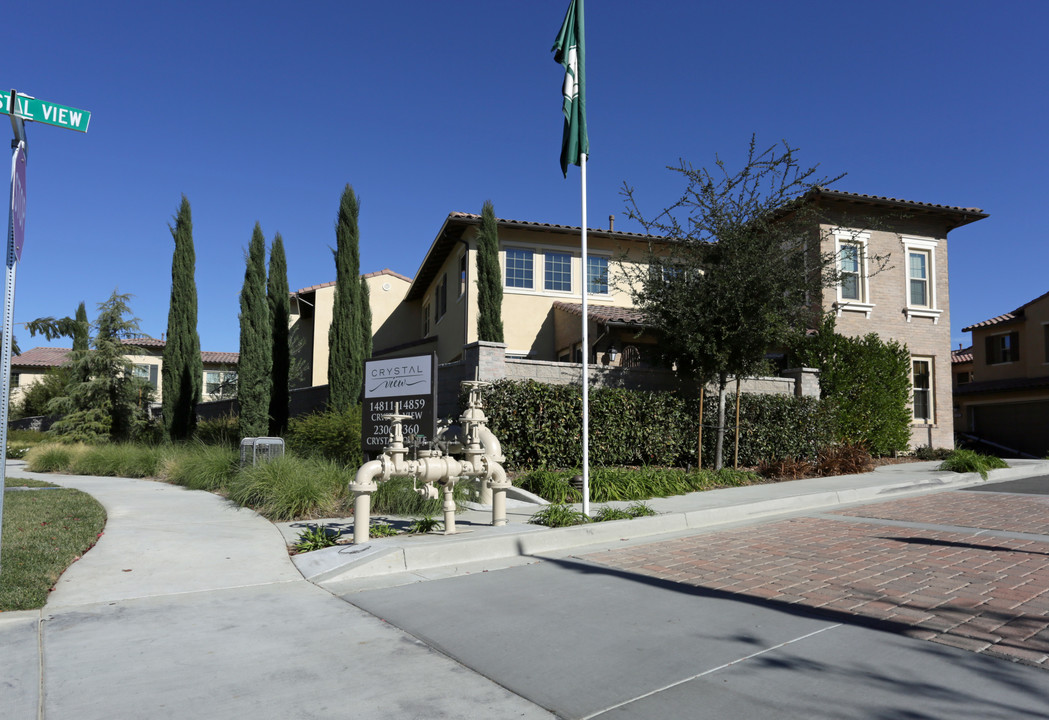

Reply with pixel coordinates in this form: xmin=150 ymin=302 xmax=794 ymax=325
xmin=436 ymin=274 xmax=448 ymax=322
xmin=587 ymin=255 xmax=608 ymax=295
xmin=986 ymin=331 xmax=1019 ymax=364
xmin=458 ymin=252 xmax=467 ymax=298
xmin=422 ymin=302 xmax=430 ymax=336
xmin=912 ymin=358 xmax=933 ymax=423
xmin=11 ymin=372 xmax=19 ymax=387
xmin=908 ymin=250 xmax=929 ymax=307
xmin=505 ymin=248 xmax=533 ymax=289
xmin=832 ymin=230 xmax=872 ymax=316
xmin=544 ymin=251 xmax=572 ymax=292
xmin=133 ymin=364 xmax=158 ymax=388
xmin=1043 ymin=323 xmax=1049 ymax=364
xmin=956 ymin=371 xmax=973 ymax=385
xmin=901 ymin=237 xmax=941 ymax=322
xmin=205 ymin=371 xmax=237 ymax=397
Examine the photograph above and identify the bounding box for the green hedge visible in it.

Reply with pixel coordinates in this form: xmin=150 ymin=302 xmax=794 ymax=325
xmin=285 ymin=406 xmax=363 ymax=468
xmin=473 ymin=379 xmax=834 ymax=470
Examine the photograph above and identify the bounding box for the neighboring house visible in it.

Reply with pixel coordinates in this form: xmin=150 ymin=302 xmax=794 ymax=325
xmin=953 ymin=290 xmax=1049 ymax=457
xmin=293 ymin=189 xmax=987 ymax=449
xmin=289 ymin=269 xmax=414 ymax=387
xmin=10 ymin=339 xmax=240 ymax=408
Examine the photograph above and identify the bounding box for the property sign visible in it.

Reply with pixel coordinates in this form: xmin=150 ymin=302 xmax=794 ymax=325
xmin=1 ymin=91 xmax=91 ymax=133
xmin=361 ymin=354 xmax=437 ymax=456
xmin=10 ymin=144 xmax=25 ymax=261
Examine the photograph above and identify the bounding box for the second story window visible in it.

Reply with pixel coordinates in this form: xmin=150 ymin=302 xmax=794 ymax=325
xmin=840 ymin=243 xmax=863 ymax=301
xmin=505 ymin=248 xmax=533 ymax=289
xmin=422 ymin=302 xmax=430 ymax=336
xmin=458 ymin=253 xmax=467 ymax=298
xmin=587 ymin=255 xmax=609 ymax=295
xmin=436 ymin=274 xmax=448 ymax=322
xmin=986 ymin=331 xmax=1019 ymax=365
xmin=545 ymin=251 xmax=572 ymax=292
xmin=909 ymin=250 xmax=930 ymax=307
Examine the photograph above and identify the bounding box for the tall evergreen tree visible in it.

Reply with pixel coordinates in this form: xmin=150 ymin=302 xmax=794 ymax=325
xmin=360 ymin=275 xmax=373 ymax=362
xmin=162 ymin=195 xmax=203 ymax=442
xmin=328 ymin=185 xmax=363 ymax=412
xmin=72 ymin=302 xmax=89 ymax=354
xmin=476 ymin=200 xmax=504 ymax=342
xmin=267 ymin=233 xmax=290 ymax=436
xmin=238 ymin=223 xmax=272 ymax=437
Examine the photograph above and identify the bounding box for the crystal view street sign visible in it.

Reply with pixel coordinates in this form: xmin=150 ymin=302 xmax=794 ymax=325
xmin=1 ymin=90 xmax=90 ymax=133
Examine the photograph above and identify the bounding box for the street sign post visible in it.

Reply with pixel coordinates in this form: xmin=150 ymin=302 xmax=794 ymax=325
xmin=0 ymin=86 xmax=89 ymax=574
xmin=0 ymin=90 xmax=91 ymax=133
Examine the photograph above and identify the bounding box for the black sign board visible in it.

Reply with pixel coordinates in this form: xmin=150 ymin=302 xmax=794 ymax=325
xmin=361 ymin=353 xmax=437 ymax=457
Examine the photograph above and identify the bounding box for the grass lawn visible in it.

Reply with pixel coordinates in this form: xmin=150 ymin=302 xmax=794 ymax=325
xmin=1 ymin=478 xmax=107 ymax=611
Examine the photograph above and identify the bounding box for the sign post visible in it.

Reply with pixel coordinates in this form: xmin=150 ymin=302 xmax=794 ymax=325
xmin=0 ymin=87 xmax=89 ymax=574
xmin=361 ymin=354 xmax=437 ymax=458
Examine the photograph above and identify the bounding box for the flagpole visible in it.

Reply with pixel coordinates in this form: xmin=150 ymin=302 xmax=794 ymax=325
xmin=580 ymin=152 xmax=589 ymax=517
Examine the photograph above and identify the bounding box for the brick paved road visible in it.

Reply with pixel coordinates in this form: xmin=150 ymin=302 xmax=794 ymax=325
xmin=585 ymin=489 xmax=1049 ymax=668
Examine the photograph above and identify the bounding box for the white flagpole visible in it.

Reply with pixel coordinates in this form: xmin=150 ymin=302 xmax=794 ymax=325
xmin=580 ymin=152 xmax=589 ymax=517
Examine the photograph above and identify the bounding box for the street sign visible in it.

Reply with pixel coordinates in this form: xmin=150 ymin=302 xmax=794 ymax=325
xmin=11 ymin=144 xmax=25 ymax=261
xmin=0 ymin=90 xmax=90 ymax=133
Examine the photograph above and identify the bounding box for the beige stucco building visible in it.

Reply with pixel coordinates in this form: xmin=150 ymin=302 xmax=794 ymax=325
xmin=953 ymin=290 xmax=1049 ymax=457
xmin=291 ymin=190 xmax=987 ymax=450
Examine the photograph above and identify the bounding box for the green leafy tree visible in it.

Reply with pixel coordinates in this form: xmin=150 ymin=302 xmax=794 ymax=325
xmin=163 ymin=195 xmax=203 ymax=442
xmin=48 ymin=291 xmax=154 ymax=442
xmin=328 ymin=184 xmax=364 ymax=412
xmin=793 ymin=317 xmax=912 ymax=456
xmin=267 ymin=232 xmax=290 ymax=436
xmin=14 ymin=366 xmax=71 ymax=418
xmin=621 ymin=137 xmax=855 ymax=469
xmin=476 ymin=200 xmax=504 ymax=342
xmin=238 ymin=223 xmax=272 ymax=437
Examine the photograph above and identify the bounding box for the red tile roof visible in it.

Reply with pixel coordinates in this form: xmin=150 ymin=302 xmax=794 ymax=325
xmin=294 ymin=269 xmax=412 ymax=296
xmin=12 ymin=346 xmax=71 ymax=368
xmin=553 ymin=301 xmax=648 ymax=326
xmin=952 ymin=346 xmax=973 ymax=364
xmin=962 ymin=289 xmax=1049 ymax=333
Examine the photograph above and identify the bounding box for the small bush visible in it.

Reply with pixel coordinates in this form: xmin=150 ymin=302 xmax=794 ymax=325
xmin=913 ymin=445 xmax=953 ymax=461
xmin=195 ymin=415 xmax=241 ymax=448
xmin=938 ymin=450 xmax=1008 ymax=480
xmin=627 ymin=501 xmax=658 ymax=517
xmin=593 ymin=506 xmax=633 ymax=522
xmin=286 ymin=407 xmax=363 ymax=468
xmin=816 ymin=443 xmax=874 ymax=477
xmin=293 ymin=524 xmax=343 ymax=553
xmin=368 ymin=521 xmax=399 ymax=537
xmin=371 ymin=477 xmax=467 ymax=516
xmin=68 ymin=443 xmax=163 ymax=478
xmin=407 ymin=515 xmax=443 ymax=534
xmin=227 ymin=456 xmax=350 ymax=521
xmin=25 ymin=443 xmax=82 ymax=473
xmin=529 ymin=503 xmax=590 ymax=527
xmin=161 ymin=443 xmax=238 ymax=491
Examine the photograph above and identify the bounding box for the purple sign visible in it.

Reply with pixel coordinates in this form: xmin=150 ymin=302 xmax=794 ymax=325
xmin=10 ymin=145 xmax=26 ymax=262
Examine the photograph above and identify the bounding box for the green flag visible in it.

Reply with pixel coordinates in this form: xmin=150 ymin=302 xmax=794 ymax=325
xmin=552 ymin=0 xmax=588 ymax=177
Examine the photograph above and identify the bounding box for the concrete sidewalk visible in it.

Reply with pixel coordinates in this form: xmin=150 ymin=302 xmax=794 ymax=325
xmin=0 ymin=462 xmax=554 ymax=720
xmin=3 ymin=458 xmax=1048 ymax=718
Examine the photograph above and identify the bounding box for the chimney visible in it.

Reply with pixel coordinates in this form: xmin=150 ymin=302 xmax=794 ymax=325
xmin=608 ymin=214 xmax=615 ymax=232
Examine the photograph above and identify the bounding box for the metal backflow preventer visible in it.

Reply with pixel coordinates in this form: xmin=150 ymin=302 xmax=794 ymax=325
xmin=349 ymin=381 xmax=510 ymax=544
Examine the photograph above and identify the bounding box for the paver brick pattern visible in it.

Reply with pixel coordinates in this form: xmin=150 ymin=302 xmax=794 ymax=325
xmin=830 ymin=491 xmax=1049 ymax=536
xmin=584 ymin=491 xmax=1049 ymax=668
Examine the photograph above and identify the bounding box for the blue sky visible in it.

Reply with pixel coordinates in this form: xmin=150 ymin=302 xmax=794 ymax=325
xmin=5 ymin=0 xmax=1047 ymax=354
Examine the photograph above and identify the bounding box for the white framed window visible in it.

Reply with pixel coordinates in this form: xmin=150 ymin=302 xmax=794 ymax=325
xmin=205 ymin=370 xmax=237 ymax=398
xmin=587 ymin=255 xmax=609 ymax=295
xmin=833 ymin=229 xmax=873 ymax=317
xmin=901 ymin=236 xmax=942 ymax=323
xmin=544 ymin=251 xmax=573 ymax=292
xmin=986 ymin=331 xmax=1019 ymax=365
xmin=505 ymin=248 xmax=534 ymax=289
xmin=133 ymin=363 xmax=158 ymax=388
xmin=911 ymin=357 xmax=934 ymax=423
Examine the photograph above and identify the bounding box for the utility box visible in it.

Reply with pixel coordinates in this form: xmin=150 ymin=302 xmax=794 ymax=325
xmin=240 ymin=437 xmax=285 ymax=467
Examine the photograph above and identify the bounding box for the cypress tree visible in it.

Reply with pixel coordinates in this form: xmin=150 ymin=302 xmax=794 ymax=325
xmin=360 ymin=275 xmax=373 ymax=363
xmin=476 ymin=200 xmax=504 ymax=342
xmin=238 ymin=223 xmax=272 ymax=437
xmin=328 ymin=185 xmax=363 ymax=412
xmin=267 ymin=232 xmax=290 ymax=436
xmin=162 ymin=195 xmax=203 ymax=441
xmin=73 ymin=302 xmax=89 ymax=353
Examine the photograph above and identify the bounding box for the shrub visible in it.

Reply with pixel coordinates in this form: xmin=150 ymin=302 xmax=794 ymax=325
xmin=477 ymin=379 xmax=835 ymax=470
xmin=370 ymin=477 xmax=468 ymax=516
xmin=68 ymin=443 xmax=163 ymax=478
xmin=293 ymin=524 xmax=343 ymax=553
xmin=25 ymin=443 xmax=83 ymax=473
xmin=286 ymin=406 xmax=363 ymax=468
xmin=816 ymin=443 xmax=874 ymax=477
xmin=913 ymin=445 xmax=953 ymax=461
xmin=161 ymin=443 xmax=238 ymax=491
xmin=516 ymin=466 xmax=762 ymax=503
xmin=226 ymin=456 xmax=350 ymax=521
xmin=194 ymin=415 xmax=240 ymax=448
xmin=793 ymin=318 xmax=912 ymax=456
xmin=938 ymin=449 xmax=1008 ymax=480
xmin=528 ymin=503 xmax=590 ymax=527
